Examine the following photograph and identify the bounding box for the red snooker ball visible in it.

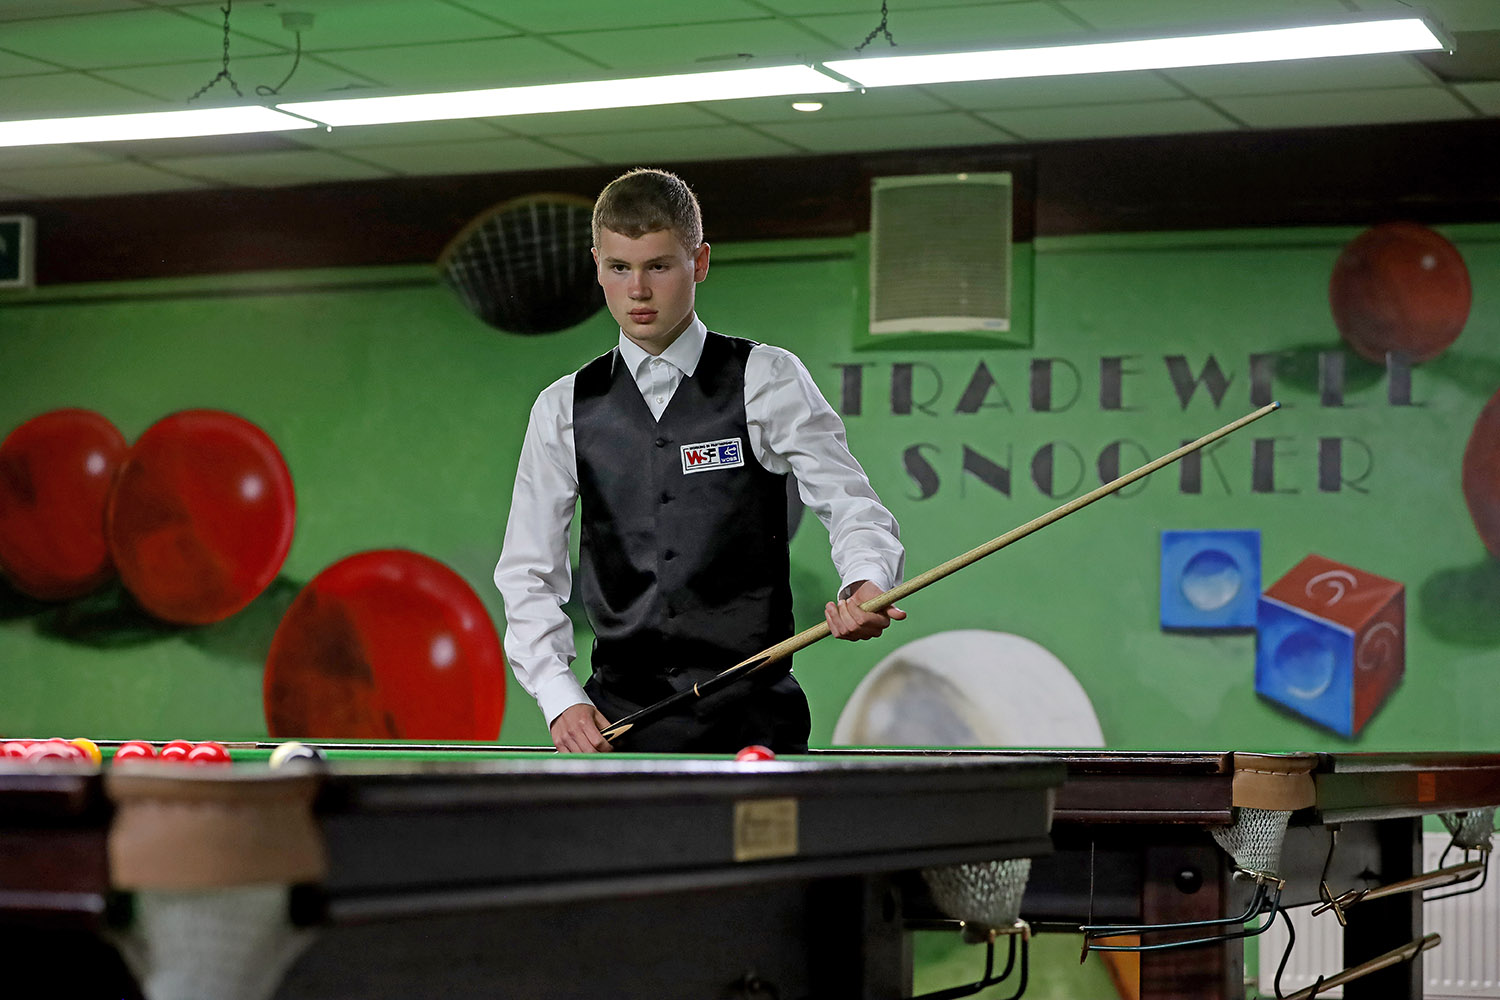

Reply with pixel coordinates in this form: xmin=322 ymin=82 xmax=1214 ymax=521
xmin=113 ymin=740 xmax=157 ymax=761
xmin=1463 ymin=386 xmax=1500 ymax=560
xmin=158 ymin=739 xmax=195 ymax=762
xmin=0 ymin=409 xmax=128 ymax=600
xmin=735 ymin=745 xmax=776 ymax=762
xmin=106 ymin=409 xmax=295 ymax=625
xmin=185 ymin=741 xmax=231 ymax=765
xmin=263 ymin=549 xmax=506 ymax=741
xmin=1329 ymin=222 xmax=1471 ymax=364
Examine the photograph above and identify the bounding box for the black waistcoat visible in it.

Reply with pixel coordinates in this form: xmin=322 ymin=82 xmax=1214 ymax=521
xmin=573 ymin=333 xmax=793 ymax=699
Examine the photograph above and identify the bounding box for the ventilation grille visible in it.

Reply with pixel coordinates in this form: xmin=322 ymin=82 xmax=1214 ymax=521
xmin=869 ymin=173 xmax=1012 ymax=335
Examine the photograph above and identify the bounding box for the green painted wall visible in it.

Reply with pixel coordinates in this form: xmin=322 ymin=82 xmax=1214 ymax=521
xmin=2 ymin=224 xmax=1498 ymax=753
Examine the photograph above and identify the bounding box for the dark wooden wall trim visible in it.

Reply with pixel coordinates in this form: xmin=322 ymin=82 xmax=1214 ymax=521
xmin=9 ymin=117 xmax=1498 ymax=286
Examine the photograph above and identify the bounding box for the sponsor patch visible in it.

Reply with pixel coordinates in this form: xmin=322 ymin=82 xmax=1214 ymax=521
xmin=680 ymin=437 xmax=745 ymax=474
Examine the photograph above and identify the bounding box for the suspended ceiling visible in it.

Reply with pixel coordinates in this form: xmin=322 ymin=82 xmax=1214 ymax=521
xmin=0 ymin=0 xmax=1497 ymax=202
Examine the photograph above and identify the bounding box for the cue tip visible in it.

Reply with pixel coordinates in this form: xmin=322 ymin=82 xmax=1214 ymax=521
xmin=1270 ymin=400 xmax=1282 ymax=409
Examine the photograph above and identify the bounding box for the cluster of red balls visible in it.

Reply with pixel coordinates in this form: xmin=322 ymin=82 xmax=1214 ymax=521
xmin=1 ymin=737 xmax=103 ymax=763
xmin=0 ymin=407 xmax=295 ymax=624
xmin=114 ymin=739 xmax=232 ymax=764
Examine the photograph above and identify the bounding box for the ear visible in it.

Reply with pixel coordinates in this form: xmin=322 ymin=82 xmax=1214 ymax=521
xmin=693 ymin=242 xmax=711 ymax=282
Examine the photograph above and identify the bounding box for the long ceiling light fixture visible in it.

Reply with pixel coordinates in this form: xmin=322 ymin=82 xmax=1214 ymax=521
xmin=0 ymin=17 xmax=1447 ymax=147
xmin=823 ymin=18 xmax=1447 ymax=88
xmin=0 ymin=105 xmax=316 ymax=148
xmin=278 ymin=64 xmax=849 ymax=127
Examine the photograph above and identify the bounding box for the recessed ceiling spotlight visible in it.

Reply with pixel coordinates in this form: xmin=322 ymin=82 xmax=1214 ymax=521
xmin=792 ymin=101 xmax=824 ymax=112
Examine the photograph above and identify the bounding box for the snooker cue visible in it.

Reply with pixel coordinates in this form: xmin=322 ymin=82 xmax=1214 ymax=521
xmin=599 ymin=400 xmax=1281 ymax=745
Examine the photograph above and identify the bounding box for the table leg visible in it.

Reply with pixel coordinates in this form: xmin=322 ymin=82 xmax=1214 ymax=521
xmin=1138 ymin=842 xmax=1242 ymax=1000
xmin=1343 ymin=817 xmax=1422 ymax=1000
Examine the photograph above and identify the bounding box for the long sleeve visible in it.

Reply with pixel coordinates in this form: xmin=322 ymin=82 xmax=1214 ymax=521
xmin=492 ymin=375 xmax=592 ymax=725
xmin=744 ymin=344 xmax=905 ymax=595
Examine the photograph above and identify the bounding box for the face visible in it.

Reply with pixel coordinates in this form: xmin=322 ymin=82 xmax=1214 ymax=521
xmin=593 ymin=228 xmax=710 ymax=355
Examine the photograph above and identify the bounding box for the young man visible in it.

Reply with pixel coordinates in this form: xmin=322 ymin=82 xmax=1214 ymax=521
xmin=494 ymin=168 xmax=905 ymax=754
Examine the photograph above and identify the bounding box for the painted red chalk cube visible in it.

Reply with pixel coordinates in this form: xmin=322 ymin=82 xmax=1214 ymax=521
xmin=1255 ymin=554 xmax=1405 ymax=738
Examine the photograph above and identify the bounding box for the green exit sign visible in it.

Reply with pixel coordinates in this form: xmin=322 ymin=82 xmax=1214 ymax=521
xmin=0 ymin=215 xmax=35 ymax=289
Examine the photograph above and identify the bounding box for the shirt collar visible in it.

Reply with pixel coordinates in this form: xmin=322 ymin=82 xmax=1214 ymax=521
xmin=617 ymin=315 xmax=707 ymax=378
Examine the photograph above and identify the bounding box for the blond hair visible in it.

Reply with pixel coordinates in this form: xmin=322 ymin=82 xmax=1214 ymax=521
xmin=592 ymin=168 xmax=703 ymax=252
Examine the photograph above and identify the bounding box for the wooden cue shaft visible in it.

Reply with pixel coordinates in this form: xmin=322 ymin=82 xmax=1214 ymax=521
xmin=600 ymin=401 xmax=1280 ymax=742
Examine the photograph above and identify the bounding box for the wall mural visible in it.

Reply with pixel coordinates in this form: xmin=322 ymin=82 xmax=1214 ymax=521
xmin=0 ymin=218 xmax=1494 ymax=756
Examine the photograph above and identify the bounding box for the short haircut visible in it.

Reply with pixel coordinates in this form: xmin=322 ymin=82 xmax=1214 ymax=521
xmin=592 ymin=168 xmax=703 ymax=252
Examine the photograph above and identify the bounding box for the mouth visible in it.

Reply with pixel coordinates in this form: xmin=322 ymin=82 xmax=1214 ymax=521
xmin=628 ymin=309 xmax=657 ymax=323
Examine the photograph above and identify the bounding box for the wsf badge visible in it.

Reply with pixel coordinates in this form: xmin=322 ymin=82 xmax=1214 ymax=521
xmin=680 ymin=437 xmax=745 ymax=475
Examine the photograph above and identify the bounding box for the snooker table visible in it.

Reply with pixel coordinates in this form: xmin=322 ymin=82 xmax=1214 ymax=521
xmin=0 ymin=744 xmax=1063 ymax=1000
xmin=835 ymin=748 xmax=1500 ymax=1000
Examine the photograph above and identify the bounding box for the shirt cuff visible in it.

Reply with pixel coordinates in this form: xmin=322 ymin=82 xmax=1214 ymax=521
xmin=537 ymin=670 xmax=592 ymax=726
xmin=839 ymin=566 xmax=895 ymax=601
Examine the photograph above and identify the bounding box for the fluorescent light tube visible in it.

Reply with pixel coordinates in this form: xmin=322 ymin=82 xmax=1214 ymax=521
xmin=280 ymin=65 xmax=848 ymax=127
xmin=0 ymin=106 xmax=317 ymax=148
xmin=824 ymin=18 xmax=1447 ymax=88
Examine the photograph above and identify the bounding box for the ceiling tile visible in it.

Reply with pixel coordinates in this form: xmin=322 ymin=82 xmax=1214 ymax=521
xmin=0 ymin=145 xmax=119 ymax=170
xmin=349 ymin=137 xmax=595 ymax=174
xmin=756 ymin=0 xmax=1026 ymax=14
xmin=170 ymin=0 xmax=519 ymax=52
xmin=1163 ymin=53 xmax=1435 ymax=97
xmin=164 ymin=149 xmax=396 ymax=186
xmin=0 ymin=1 xmax=139 ymax=21
xmin=0 ymin=71 xmax=170 ymax=117
xmin=94 ymin=53 xmax=385 ymax=104
xmin=921 ymin=71 xmax=1182 ymax=109
xmin=757 ymin=110 xmax=1014 ymax=152
xmin=1350 ymin=0 xmax=1500 ymax=33
xmin=488 ymin=104 xmax=725 ymax=137
xmin=0 ymin=6 xmax=281 ymax=68
xmin=454 ymin=0 xmax=769 ymax=33
xmin=1216 ymin=85 xmax=1477 ymax=128
xmin=797 ymin=2 xmax=1090 ymax=52
xmin=1455 ymin=80 xmax=1500 ymax=113
xmin=312 ymin=36 xmax=605 ymax=91
xmin=294 ymin=118 xmax=509 ymax=148
xmin=545 ymin=123 xmax=804 ymax=163
xmin=0 ymin=161 xmax=211 ymax=198
xmin=1057 ymin=0 xmax=1353 ymax=33
xmin=0 ymin=50 xmax=61 ymax=76
xmin=705 ymin=88 xmax=948 ymax=123
xmin=982 ymin=97 xmax=1237 ymax=139
xmin=78 ymin=132 xmax=315 ymax=160
xmin=553 ymin=20 xmax=830 ymax=73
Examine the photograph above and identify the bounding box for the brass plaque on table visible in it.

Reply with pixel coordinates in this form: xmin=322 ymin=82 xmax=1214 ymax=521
xmin=734 ymin=797 xmax=798 ymax=862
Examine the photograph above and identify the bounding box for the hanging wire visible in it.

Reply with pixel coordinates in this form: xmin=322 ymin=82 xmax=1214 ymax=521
xmin=854 ymin=0 xmax=897 ymax=51
xmin=188 ymin=0 xmax=243 ymax=101
xmin=256 ymin=28 xmax=304 ymax=96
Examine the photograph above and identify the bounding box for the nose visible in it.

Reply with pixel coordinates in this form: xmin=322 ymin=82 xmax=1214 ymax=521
xmin=626 ymin=269 xmax=649 ymax=299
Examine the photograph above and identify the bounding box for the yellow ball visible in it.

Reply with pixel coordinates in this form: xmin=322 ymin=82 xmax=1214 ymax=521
xmin=69 ymin=738 xmax=103 ymax=764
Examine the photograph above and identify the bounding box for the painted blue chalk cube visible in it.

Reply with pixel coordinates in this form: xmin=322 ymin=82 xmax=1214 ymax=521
xmin=1255 ymin=554 xmax=1405 ymax=738
xmin=1159 ymin=529 xmax=1261 ymax=630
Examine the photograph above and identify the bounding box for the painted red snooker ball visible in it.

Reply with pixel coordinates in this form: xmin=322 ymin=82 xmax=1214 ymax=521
xmin=0 ymin=409 xmax=128 ymax=601
xmin=185 ymin=741 xmax=231 ymax=765
xmin=263 ymin=549 xmax=506 ymax=741
xmin=1329 ymin=222 xmax=1471 ymax=364
xmin=113 ymin=740 xmax=157 ymax=762
xmin=735 ymin=745 xmax=776 ymax=762
xmin=105 ymin=409 xmax=295 ymax=625
xmin=158 ymin=739 xmax=195 ymax=762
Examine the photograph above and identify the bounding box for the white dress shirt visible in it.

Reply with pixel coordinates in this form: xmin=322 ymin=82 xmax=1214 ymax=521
xmin=493 ymin=315 xmax=904 ymax=725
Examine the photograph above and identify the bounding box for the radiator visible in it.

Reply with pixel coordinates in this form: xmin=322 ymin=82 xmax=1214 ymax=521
xmin=1255 ymin=833 xmax=1500 ymax=998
